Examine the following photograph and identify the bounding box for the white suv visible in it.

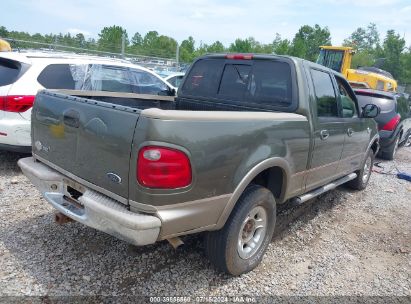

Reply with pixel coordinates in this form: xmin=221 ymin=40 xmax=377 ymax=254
xmin=0 ymin=51 xmax=175 ymax=152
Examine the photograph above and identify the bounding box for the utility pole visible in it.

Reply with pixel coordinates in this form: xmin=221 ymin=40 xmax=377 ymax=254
xmin=121 ymin=33 xmax=125 ymax=58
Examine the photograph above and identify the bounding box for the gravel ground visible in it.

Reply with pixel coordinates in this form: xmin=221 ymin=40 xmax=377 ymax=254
xmin=0 ymin=147 xmax=410 ymax=298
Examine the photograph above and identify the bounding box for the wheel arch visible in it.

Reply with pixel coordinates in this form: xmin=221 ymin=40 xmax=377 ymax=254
xmin=367 ymin=133 xmax=380 ymax=157
xmin=215 ymin=157 xmax=291 ymax=229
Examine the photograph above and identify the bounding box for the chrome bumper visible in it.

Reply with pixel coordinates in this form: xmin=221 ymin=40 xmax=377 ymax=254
xmin=18 ymin=157 xmax=161 ymax=246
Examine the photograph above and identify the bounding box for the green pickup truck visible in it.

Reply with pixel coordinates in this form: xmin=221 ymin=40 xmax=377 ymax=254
xmin=19 ymin=54 xmax=380 ymax=275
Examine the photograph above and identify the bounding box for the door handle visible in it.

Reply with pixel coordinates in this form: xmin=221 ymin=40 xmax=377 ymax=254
xmin=347 ymin=128 xmax=354 ymax=137
xmin=320 ymin=129 xmax=329 ymax=140
xmin=63 ymin=110 xmax=80 ymax=128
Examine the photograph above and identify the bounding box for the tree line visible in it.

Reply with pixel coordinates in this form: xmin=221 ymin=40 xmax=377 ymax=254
xmin=1 ymin=23 xmax=410 ymax=85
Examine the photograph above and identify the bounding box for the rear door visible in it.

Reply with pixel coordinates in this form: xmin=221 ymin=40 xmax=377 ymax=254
xmin=335 ymin=75 xmax=369 ymax=174
xmin=32 ymin=91 xmax=140 ymax=200
xmin=306 ymin=68 xmax=345 ymax=190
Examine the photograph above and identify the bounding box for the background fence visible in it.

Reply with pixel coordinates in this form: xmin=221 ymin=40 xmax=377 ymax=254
xmin=2 ymin=37 xmax=188 ymax=76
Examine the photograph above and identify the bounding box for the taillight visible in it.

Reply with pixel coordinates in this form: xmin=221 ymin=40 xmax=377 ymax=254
xmin=381 ymin=114 xmax=400 ymax=131
xmin=137 ymin=146 xmax=192 ymax=189
xmin=0 ymin=95 xmax=35 ymax=112
xmin=226 ymin=54 xmax=253 ymax=60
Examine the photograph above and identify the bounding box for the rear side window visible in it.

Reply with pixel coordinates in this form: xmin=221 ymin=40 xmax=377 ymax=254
xmin=86 ymin=65 xmax=132 ymax=93
xmin=180 ymin=58 xmax=295 ymax=110
xmin=0 ymin=58 xmax=24 ymax=86
xmin=130 ymin=69 xmax=169 ymax=95
xmin=311 ymin=69 xmax=338 ymax=117
xmin=37 ymin=64 xmax=76 ymax=89
xmin=167 ymin=75 xmax=184 ymax=87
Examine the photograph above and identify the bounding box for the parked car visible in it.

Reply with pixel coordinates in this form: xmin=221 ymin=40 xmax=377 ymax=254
xmin=354 ymin=88 xmax=411 ymax=159
xmin=0 ymin=51 xmax=175 ymax=152
xmin=164 ymin=72 xmax=185 ymax=88
xmin=19 ymin=54 xmax=380 ymax=276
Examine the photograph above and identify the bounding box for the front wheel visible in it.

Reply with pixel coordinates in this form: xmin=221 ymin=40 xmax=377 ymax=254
xmin=205 ymin=184 xmax=276 ymax=276
xmin=347 ymin=150 xmax=374 ymax=190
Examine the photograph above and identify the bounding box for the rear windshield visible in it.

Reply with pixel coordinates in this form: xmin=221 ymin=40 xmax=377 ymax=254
xmin=180 ymin=58 xmax=296 ymax=111
xmin=355 ymin=92 xmax=395 ymax=112
xmin=0 ymin=58 xmax=25 ymax=87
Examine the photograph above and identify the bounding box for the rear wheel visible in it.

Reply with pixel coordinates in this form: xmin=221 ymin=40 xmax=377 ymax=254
xmin=380 ymin=135 xmax=400 ymax=160
xmin=205 ymin=184 xmax=276 ymax=276
xmin=347 ymin=149 xmax=374 ymax=190
xmin=400 ymin=133 xmax=411 ymax=147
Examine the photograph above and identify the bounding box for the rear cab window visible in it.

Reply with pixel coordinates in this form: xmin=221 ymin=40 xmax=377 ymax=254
xmin=179 ymin=56 xmax=298 ymax=112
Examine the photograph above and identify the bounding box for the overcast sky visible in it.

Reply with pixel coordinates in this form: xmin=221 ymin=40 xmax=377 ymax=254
xmin=3 ymin=0 xmax=411 ymax=47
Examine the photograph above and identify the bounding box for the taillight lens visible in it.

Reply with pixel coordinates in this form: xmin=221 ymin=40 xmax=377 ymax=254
xmin=0 ymin=95 xmax=35 ymax=112
xmin=381 ymin=114 xmax=400 ymax=131
xmin=137 ymin=146 xmax=192 ymax=189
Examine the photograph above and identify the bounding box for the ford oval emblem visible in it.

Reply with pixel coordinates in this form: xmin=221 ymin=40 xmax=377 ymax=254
xmin=106 ymin=172 xmax=122 ymax=184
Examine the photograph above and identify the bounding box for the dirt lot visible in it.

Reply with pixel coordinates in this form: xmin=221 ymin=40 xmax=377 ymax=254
xmin=0 ymin=147 xmax=410 ymax=297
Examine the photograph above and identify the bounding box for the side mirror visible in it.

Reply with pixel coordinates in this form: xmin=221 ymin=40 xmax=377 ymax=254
xmin=362 ymin=104 xmax=380 ymax=118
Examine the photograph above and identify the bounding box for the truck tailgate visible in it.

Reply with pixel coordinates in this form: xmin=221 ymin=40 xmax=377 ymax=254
xmin=31 ymin=91 xmax=140 ymax=202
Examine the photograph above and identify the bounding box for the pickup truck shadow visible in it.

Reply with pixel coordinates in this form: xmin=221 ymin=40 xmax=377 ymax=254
xmin=1 ymin=150 xmax=353 ymax=295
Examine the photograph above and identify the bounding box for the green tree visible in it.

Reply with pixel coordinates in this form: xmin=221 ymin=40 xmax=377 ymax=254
xmin=0 ymin=26 xmax=8 ymax=38
xmin=180 ymin=36 xmax=196 ymax=62
xmin=272 ymin=33 xmax=291 ymax=55
xmin=229 ymin=38 xmax=252 ymax=52
xmin=380 ymin=30 xmax=406 ymax=79
xmin=291 ymin=24 xmax=331 ymax=61
xmin=207 ymin=41 xmax=225 ymax=53
xmin=98 ymin=25 xmax=128 ymax=53
xmin=351 ymin=50 xmax=375 ymax=69
xmin=74 ymin=33 xmax=86 ymax=48
xmin=343 ymin=23 xmax=380 ymax=51
xmin=131 ymin=32 xmax=143 ymax=46
xmin=400 ymin=50 xmax=411 ymax=85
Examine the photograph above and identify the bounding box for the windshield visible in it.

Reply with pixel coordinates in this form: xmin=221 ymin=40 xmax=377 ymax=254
xmin=316 ymin=49 xmax=344 ymax=73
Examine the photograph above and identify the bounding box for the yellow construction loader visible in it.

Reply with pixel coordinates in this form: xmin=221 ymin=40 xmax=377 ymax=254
xmin=317 ymin=46 xmax=397 ymax=92
xmin=0 ymin=39 xmax=11 ymax=52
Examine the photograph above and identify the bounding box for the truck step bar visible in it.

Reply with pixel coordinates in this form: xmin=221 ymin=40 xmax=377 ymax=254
xmin=291 ymin=173 xmax=357 ymax=205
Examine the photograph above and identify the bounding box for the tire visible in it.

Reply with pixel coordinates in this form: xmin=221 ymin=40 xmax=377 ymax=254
xmin=399 ymin=133 xmax=411 ymax=147
xmin=205 ymin=184 xmax=276 ymax=276
xmin=347 ymin=149 xmax=374 ymax=190
xmin=379 ymin=134 xmax=400 ymax=160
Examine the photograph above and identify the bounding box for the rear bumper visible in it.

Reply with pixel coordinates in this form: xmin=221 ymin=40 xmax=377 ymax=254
xmin=0 ymin=143 xmax=31 ymax=153
xmin=18 ymin=157 xmax=161 ymax=246
xmin=0 ymin=117 xmax=31 ymax=147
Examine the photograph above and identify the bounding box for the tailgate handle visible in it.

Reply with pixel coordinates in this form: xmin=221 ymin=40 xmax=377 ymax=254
xmin=63 ymin=110 xmax=80 ymax=128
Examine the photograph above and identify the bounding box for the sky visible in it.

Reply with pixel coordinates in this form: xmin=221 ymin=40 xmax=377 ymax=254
xmin=2 ymin=0 xmax=411 ymax=47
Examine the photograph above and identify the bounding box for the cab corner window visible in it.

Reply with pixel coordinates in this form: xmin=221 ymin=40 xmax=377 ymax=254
xmin=311 ymin=69 xmax=338 ymax=117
